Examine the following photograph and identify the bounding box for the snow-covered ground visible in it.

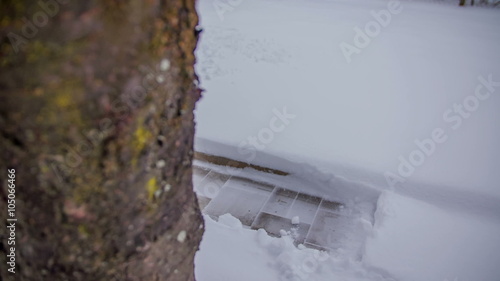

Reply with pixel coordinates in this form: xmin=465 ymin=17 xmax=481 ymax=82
xmin=193 ymin=0 xmax=500 ymax=280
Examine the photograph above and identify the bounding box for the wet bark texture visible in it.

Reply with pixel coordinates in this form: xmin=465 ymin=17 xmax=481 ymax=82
xmin=0 ymin=0 xmax=203 ymax=280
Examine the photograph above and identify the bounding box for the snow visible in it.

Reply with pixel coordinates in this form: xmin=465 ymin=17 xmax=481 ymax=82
xmin=195 ymin=214 xmax=393 ymax=281
xmin=194 ymin=0 xmax=500 ymax=198
xmin=193 ymin=0 xmax=500 ymax=280
xmin=364 ymin=191 xmax=500 ymax=281
xmin=195 ymin=215 xmax=282 ymax=281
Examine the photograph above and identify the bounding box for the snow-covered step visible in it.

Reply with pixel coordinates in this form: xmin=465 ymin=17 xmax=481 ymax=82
xmin=193 ymin=163 xmax=361 ymax=252
xmin=204 ymin=177 xmax=273 ymax=226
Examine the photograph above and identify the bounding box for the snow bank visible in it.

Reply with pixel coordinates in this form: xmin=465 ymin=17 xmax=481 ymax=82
xmin=365 ymin=191 xmax=500 ymax=281
xmin=196 ymin=214 xmax=394 ymax=281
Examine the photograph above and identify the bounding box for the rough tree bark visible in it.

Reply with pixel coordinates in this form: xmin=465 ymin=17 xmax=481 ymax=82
xmin=0 ymin=0 xmax=204 ymax=280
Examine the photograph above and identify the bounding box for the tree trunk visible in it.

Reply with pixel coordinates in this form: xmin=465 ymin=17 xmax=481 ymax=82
xmin=0 ymin=0 xmax=203 ymax=280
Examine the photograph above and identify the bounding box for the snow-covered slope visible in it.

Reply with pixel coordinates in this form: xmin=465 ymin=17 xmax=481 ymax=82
xmin=195 ymin=0 xmax=500 ymax=197
xmin=364 ymin=191 xmax=500 ymax=281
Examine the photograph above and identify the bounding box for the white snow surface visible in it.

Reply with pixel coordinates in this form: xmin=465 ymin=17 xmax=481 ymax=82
xmin=193 ymin=0 xmax=500 ymax=280
xmin=196 ymin=214 xmax=391 ymax=281
xmin=194 ymin=0 xmax=500 ymax=197
xmin=364 ymin=191 xmax=500 ymax=281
